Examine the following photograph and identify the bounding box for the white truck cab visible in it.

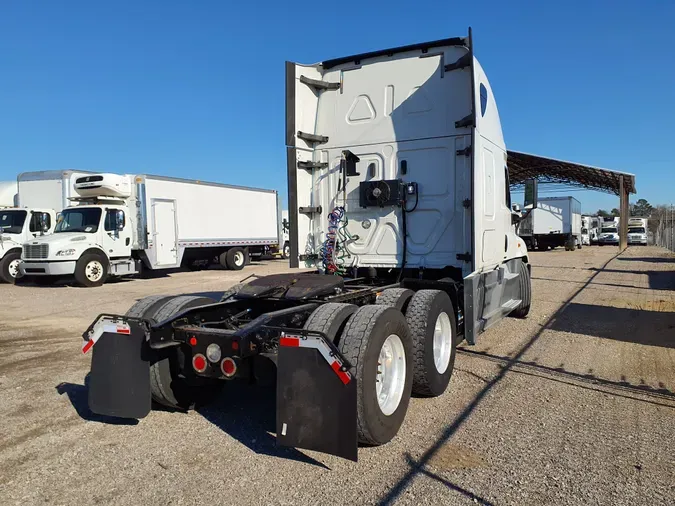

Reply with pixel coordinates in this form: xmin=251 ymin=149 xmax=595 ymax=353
xmin=20 ymin=174 xmax=139 ymax=286
xmin=0 ymin=208 xmax=56 ymax=283
xmin=627 ymin=217 xmax=648 ymax=245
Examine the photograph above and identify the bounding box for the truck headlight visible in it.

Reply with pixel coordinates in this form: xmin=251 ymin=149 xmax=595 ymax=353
xmin=56 ymin=249 xmax=76 ymax=256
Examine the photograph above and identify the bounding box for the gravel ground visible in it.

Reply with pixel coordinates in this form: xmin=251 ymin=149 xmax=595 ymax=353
xmin=0 ymin=248 xmax=673 ymax=505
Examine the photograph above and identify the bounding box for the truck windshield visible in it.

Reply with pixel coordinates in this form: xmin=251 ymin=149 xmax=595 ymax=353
xmin=0 ymin=210 xmax=27 ymax=234
xmin=628 ymin=227 xmax=645 ymax=234
xmin=55 ymin=208 xmax=102 ymax=233
xmin=602 ymin=227 xmax=617 ymax=233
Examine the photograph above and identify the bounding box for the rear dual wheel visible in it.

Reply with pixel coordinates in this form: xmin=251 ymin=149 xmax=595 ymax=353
xmin=125 ymin=294 xmax=223 ymax=410
xmin=304 ymin=291 xmax=457 ymax=446
xmin=219 ymin=247 xmax=248 ymax=271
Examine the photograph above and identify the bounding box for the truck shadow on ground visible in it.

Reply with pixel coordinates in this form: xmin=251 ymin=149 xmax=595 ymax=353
xmin=196 ymin=382 xmax=330 ymax=469
xmin=548 ymin=302 xmax=675 ymax=349
xmin=56 ymin=374 xmax=139 ymax=425
xmin=587 ymin=267 xmax=675 ymax=290
xmin=457 ymin=349 xmax=675 ymax=407
xmin=617 ymin=256 xmax=675 ymax=263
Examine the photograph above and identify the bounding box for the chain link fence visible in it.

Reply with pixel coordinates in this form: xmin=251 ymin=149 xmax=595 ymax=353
xmin=652 ymin=205 xmax=675 ymax=252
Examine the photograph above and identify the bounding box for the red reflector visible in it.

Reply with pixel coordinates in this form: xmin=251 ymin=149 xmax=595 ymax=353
xmin=192 ymin=354 xmax=207 ymax=373
xmin=331 ymin=361 xmax=351 ymax=385
xmin=116 ymin=326 xmax=131 ymax=334
xmin=189 ymin=336 xmax=197 ymax=346
xmin=231 ymin=340 xmax=239 ymax=351
xmin=279 ymin=337 xmax=300 ymax=347
xmin=221 ymin=357 xmax=236 ymax=377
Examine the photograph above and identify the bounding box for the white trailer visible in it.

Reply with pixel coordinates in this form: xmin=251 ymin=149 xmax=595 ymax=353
xmin=20 ymin=173 xmax=280 ymax=286
xmin=0 ymin=171 xmax=89 ymax=283
xmin=519 ymin=196 xmax=582 ymax=251
xmin=0 ymin=181 xmax=18 ymax=208
xmin=581 ymin=215 xmax=591 ymax=245
xmin=627 ymin=217 xmax=648 ymax=245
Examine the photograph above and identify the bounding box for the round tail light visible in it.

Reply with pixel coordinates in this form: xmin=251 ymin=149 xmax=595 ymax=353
xmin=192 ymin=353 xmax=207 ymax=373
xmin=221 ymin=357 xmax=237 ymax=378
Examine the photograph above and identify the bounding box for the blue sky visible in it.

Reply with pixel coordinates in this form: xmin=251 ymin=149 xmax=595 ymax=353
xmin=1 ymin=1 xmax=673 ymax=213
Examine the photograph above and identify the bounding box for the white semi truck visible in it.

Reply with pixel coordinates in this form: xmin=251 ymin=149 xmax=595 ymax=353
xmin=19 ymin=173 xmax=281 ymax=286
xmin=518 ymin=196 xmax=582 ymax=251
xmin=627 ymin=217 xmax=648 ymax=245
xmin=82 ymin=32 xmax=536 ymax=461
xmin=0 ymin=171 xmax=89 ymax=283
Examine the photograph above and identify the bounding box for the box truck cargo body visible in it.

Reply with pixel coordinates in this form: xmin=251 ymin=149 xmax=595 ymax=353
xmin=0 ymin=171 xmax=89 ymax=283
xmin=519 ymin=196 xmax=582 ymax=250
xmin=19 ymin=173 xmax=280 ymax=286
xmin=627 ymin=217 xmax=648 ymax=245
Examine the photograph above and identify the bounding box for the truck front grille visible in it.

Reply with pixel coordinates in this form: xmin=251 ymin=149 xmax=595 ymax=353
xmin=23 ymin=244 xmax=49 ymax=260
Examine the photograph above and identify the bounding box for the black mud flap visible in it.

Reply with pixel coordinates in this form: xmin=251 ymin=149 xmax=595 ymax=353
xmin=88 ymin=322 xmax=151 ymax=419
xmin=276 ymin=339 xmax=358 ymax=461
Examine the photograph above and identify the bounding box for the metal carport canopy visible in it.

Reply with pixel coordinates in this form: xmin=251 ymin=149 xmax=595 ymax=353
xmin=507 ymin=150 xmax=636 ymax=251
xmin=507 ymin=150 xmax=636 ymax=195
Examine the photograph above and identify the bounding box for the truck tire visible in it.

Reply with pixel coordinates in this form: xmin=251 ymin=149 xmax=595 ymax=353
xmin=510 ymin=260 xmax=531 ymax=319
xmin=303 ymin=303 xmax=357 ymax=344
xmin=148 ymin=295 xmax=223 ymax=410
xmin=0 ymin=250 xmax=22 ymax=284
xmin=376 ymin=288 xmax=414 ymax=313
xmin=125 ymin=294 xmax=174 ymax=320
xmin=74 ymin=252 xmax=109 ymax=287
xmin=282 ymin=242 xmax=291 ymax=259
xmin=339 ymin=305 xmax=413 ymax=446
xmin=405 ymin=290 xmax=456 ymax=397
xmin=225 ymin=247 xmax=247 ymax=270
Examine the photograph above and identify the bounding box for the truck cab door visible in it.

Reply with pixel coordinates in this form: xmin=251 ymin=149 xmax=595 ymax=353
xmin=101 ymin=209 xmax=131 ymax=258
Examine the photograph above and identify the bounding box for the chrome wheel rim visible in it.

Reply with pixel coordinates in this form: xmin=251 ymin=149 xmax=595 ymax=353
xmin=234 ymin=251 xmax=244 ymax=266
xmin=376 ymin=334 xmax=406 ymax=416
xmin=8 ymin=259 xmax=22 ymax=279
xmin=433 ymin=312 xmax=452 ymax=374
xmin=85 ymin=260 xmax=104 ymax=282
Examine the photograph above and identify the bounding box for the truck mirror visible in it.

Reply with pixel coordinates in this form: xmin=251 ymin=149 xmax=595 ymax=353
xmin=523 ymin=179 xmax=538 ymax=209
xmin=116 ymin=210 xmax=125 ymax=231
xmin=512 ymin=203 xmax=521 ymax=213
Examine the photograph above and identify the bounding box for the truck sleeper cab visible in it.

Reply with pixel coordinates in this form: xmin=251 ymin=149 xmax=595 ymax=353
xmin=83 ymin=32 xmax=534 ymax=461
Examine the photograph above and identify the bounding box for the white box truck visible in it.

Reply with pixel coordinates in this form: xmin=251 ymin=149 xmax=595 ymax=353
xmin=19 ymin=173 xmax=281 ymax=286
xmin=82 ymin=32 xmax=538 ymax=462
xmin=581 ymin=215 xmax=591 ymax=246
xmin=0 ymin=181 xmax=18 ymax=208
xmin=598 ymin=216 xmax=620 ymax=245
xmin=627 ymin=217 xmax=648 ymax=245
xmin=519 ymin=196 xmax=582 ymax=251
xmin=0 ymin=171 xmax=88 ymax=283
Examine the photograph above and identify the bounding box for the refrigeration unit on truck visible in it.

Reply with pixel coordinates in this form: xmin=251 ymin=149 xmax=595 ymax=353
xmin=518 ymin=196 xmax=582 ymax=251
xmin=19 ymin=173 xmax=281 ymax=286
xmin=0 ymin=170 xmax=89 ymax=283
xmin=627 ymin=217 xmax=648 ymax=245
xmin=81 ymin=31 xmax=537 ymax=462
xmin=598 ymin=216 xmax=620 ymax=245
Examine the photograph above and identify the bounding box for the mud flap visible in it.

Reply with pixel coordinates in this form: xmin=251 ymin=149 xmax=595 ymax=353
xmin=276 ymin=336 xmax=358 ymax=461
xmin=88 ymin=322 xmax=151 ymax=419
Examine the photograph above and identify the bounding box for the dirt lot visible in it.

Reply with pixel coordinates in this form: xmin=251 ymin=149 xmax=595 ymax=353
xmin=0 ymin=248 xmax=673 ymax=505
